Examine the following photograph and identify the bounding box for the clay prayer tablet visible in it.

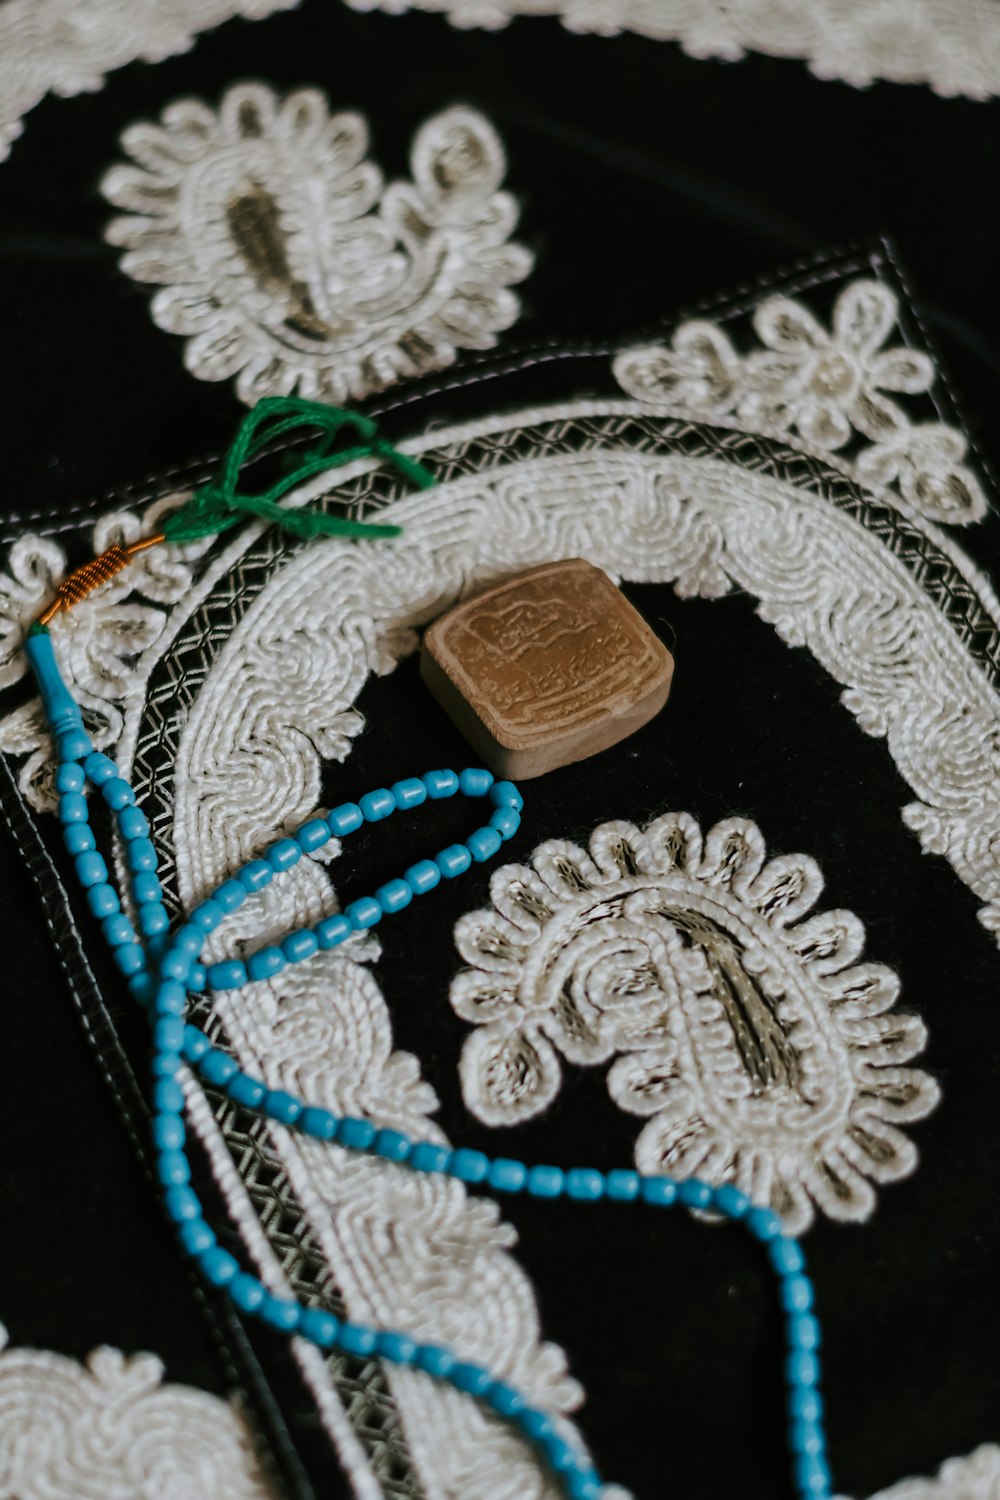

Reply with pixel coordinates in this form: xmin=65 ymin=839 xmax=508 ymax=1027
xmin=420 ymin=558 xmax=674 ymax=779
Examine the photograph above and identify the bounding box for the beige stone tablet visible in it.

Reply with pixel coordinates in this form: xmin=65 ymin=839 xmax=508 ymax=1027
xmin=420 ymin=558 xmax=674 ymax=780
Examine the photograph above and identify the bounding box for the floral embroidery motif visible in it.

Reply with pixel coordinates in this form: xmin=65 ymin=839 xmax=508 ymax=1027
xmin=102 ymin=86 xmax=533 ymax=407
xmin=451 ymin=812 xmax=938 ymax=1234
xmin=614 ymin=279 xmax=988 ymax=525
xmin=0 ymin=0 xmax=295 ymax=163
xmin=0 ymin=1324 xmax=274 ymax=1498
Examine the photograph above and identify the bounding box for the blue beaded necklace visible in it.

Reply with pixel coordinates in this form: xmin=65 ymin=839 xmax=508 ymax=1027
xmin=21 ymin=401 xmax=833 ymax=1500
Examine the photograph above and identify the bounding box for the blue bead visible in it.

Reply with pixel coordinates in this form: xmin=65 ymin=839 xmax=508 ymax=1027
xmin=74 ymin=850 xmax=108 ymax=888
xmin=409 ymin=1142 xmax=449 ymax=1174
xmin=114 ymin=942 xmax=145 ymax=976
xmin=436 ymin=843 xmax=472 ymax=878
xmin=63 ymin=822 xmax=96 ymax=855
xmin=265 ymin=1091 xmax=302 ymax=1126
xmin=282 ymin=929 xmax=319 ymax=964
xmin=543 ymin=1434 xmax=578 ymax=1473
xmin=154 ymin=1112 xmax=185 ymax=1150
xmin=158 ymin=949 xmax=191 ymax=983
xmin=86 ymin=883 xmax=120 ymax=919
xmin=247 ymin=947 xmax=286 ymax=982
xmin=328 ymin=802 xmax=363 ymax=836
xmin=789 ymin=1387 xmax=824 ymax=1423
xmin=316 ymin=914 xmax=351 ymax=949
xmin=102 ymin=913 xmax=134 ymax=949
xmin=129 ymin=972 xmax=155 ymax=1006
xmin=59 ymin=792 xmax=88 ymax=823
xmin=376 ymin=1330 xmax=418 ymax=1365
xmin=214 ymin=880 xmax=246 ymax=914
xmin=467 ymin=826 xmax=502 ymax=863
xmin=781 ymin=1275 xmax=815 ymax=1314
xmin=527 ymin=1165 xmax=564 ymax=1199
xmin=266 ymin=838 xmax=301 ymax=872
xmin=795 ymin=1452 xmax=832 ymax=1497
xmin=414 ymin=1344 xmax=456 ymax=1380
xmin=174 ymin=923 xmax=203 ymax=957
xmin=405 ymin=859 xmax=441 ymax=896
xmin=133 ymin=872 xmax=162 ymax=905
xmin=83 ymin=752 xmax=117 ymax=784
xmin=158 ymin=1150 xmax=190 ymax=1187
xmin=200 ymin=1247 xmax=239 ymax=1286
xmin=790 ymin=1418 xmax=825 ymax=1457
xmin=165 ymin=1185 xmax=200 ymax=1222
xmin=459 ymin=768 xmax=494 ymax=798
xmin=57 ymin=729 xmax=92 ymax=763
xmin=346 ymin=896 xmax=381 ymax=930
xmin=182 ymin=1026 xmax=209 ymax=1062
xmin=295 ymin=818 xmax=330 ymax=852
xmin=338 ymin=1322 xmax=377 ymax=1357
xmin=151 ymin=1051 xmax=179 ymax=1078
xmin=605 ymin=1169 xmax=641 ymax=1202
xmin=156 ymin=981 xmax=187 ymax=1017
xmin=117 ymin=805 xmax=149 ymax=840
xmin=489 ymin=781 xmax=523 ymax=811
xmin=103 ymin=778 xmax=135 ymax=811
xmin=227 ymin=1073 xmax=267 ymax=1108
xmin=338 ymin=1117 xmax=376 ymax=1151
xmin=489 ymin=1381 xmax=524 ymax=1418
xmin=448 ymin=1148 xmax=489 ymax=1183
xmin=746 ymin=1206 xmax=783 ymax=1241
xmin=786 ymin=1350 xmax=820 ymax=1388
xmin=678 ymin=1178 xmax=713 ymax=1211
xmin=641 ymin=1176 xmax=678 ymax=1207
xmin=179 ymin=1218 xmax=215 ymax=1255
xmin=359 ymin=788 xmax=395 ymax=822
xmin=154 ymin=1017 xmax=185 ymax=1054
xmin=259 ymin=1295 xmax=300 ymax=1332
xmin=200 ymin=1050 xmax=238 ymax=1086
xmin=566 ymin=1168 xmax=605 ymax=1202
xmin=126 ymin=837 xmax=158 ymax=872
xmin=56 ymin=762 xmax=85 ymax=793
xmin=518 ymin=1408 xmax=554 ymax=1442
xmin=770 ymin=1237 xmax=806 ymax=1276
xmin=423 ymin=769 xmax=459 ymax=799
xmin=139 ymin=903 xmax=170 ymax=937
xmin=374 ymin=1129 xmax=410 ymax=1162
xmin=190 ymin=963 xmax=207 ymax=993
xmin=299 ymin=1308 xmax=341 ymax=1347
xmin=487 ymin=1158 xmax=528 ymax=1194
xmin=238 ymin=859 xmax=272 ymax=893
xmin=301 ymin=1107 xmax=339 ymax=1141
xmin=568 ymin=1473 xmax=602 ymax=1500
xmin=376 ymin=878 xmax=412 ymax=915
xmin=451 ymin=1362 xmax=492 ymax=1396
xmin=489 ymin=808 xmax=520 ymax=840
xmin=390 ymin=778 xmax=427 ymax=810
xmin=207 ymin=959 xmax=248 ymax=990
xmin=712 ymin=1184 xmax=751 ymax=1219
xmin=229 ymin=1274 xmax=265 ymax=1313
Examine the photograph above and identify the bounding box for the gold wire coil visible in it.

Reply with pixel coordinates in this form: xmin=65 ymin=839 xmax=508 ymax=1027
xmin=37 ymin=534 xmax=164 ymax=625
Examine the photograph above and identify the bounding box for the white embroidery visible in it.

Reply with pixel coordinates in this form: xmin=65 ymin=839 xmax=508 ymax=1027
xmin=0 ymin=1323 xmax=274 ymax=1499
xmin=102 ymin=87 xmax=533 ymax=407
xmin=614 ymin=279 xmax=988 ymax=525
xmin=0 ymin=0 xmax=295 ymax=163
xmin=344 ymin=0 xmax=1000 ymax=100
xmin=854 ymin=1445 xmax=1000 ymax=1500
xmin=450 ymin=812 xmax=937 ymax=1233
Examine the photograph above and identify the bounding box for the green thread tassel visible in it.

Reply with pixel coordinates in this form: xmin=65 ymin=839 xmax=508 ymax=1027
xmin=162 ymin=398 xmax=435 ymax=547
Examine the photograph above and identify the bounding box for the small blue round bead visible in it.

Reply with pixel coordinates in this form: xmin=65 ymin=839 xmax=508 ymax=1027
xmin=489 ymin=1381 xmax=524 ymax=1418
xmin=227 ymin=1073 xmax=267 ymax=1109
xmin=448 ymin=1148 xmax=489 ymax=1183
xmin=207 ymin=959 xmax=249 ymax=990
xmin=299 ymin=1308 xmax=341 ymax=1347
xmin=519 ymin=1409 xmax=554 ymax=1442
xmin=156 ymin=982 xmax=186 ymax=1017
xmin=154 ymin=1017 xmax=185 ymax=1053
xmin=769 ymin=1237 xmax=806 ymax=1276
xmin=487 ymin=1158 xmax=528 ymax=1194
xmin=75 ymin=851 xmax=108 ymax=888
xmin=132 ymin=872 xmax=162 ymax=905
xmin=374 ymin=1129 xmax=410 ymax=1163
xmin=266 ymin=838 xmax=300 ymax=872
xmin=376 ymin=879 xmax=411 ymax=915
xmin=795 ymin=1452 xmax=832 ymax=1498
xmin=247 ymin=946 xmax=286 ymax=982
xmin=489 ymin=808 xmax=520 ymax=840
xmin=566 ymin=1168 xmax=604 ymax=1202
xmin=489 ymin=781 xmax=523 ymax=811
xmin=173 ymin=924 xmax=203 ymax=957
xmin=139 ymin=903 xmax=170 ymax=937
xmin=179 ymin=1218 xmax=215 ymax=1255
xmin=404 ymin=859 xmax=440 ymax=896
xmin=568 ymin=1473 xmax=602 ymax=1500
xmin=117 ymin=805 xmax=150 ymax=840
xmin=259 ymin=1295 xmax=300 ymax=1332
xmin=436 ymin=844 xmax=472 ymax=878
xmin=102 ymin=778 xmax=135 ymax=810
xmin=83 ymin=751 xmax=117 ymax=784
xmin=467 ymin=826 xmax=502 ymax=863
xmin=781 ymin=1275 xmax=815 ymax=1315
xmin=605 ymin=1170 xmax=641 ymax=1202
xmin=414 ymin=1344 xmax=456 ymax=1380
xmin=154 ymin=1112 xmax=185 ymax=1150
xmin=409 ymin=1142 xmax=449 ymax=1174
xmin=543 ymin=1434 xmax=578 ymax=1473
xmin=390 ymin=777 xmax=427 ymax=810
xmin=158 ymin=948 xmax=192 ymax=982
xmin=214 ymin=880 xmax=246 ymax=914
xmin=57 ymin=729 xmax=92 ymax=763
xmin=265 ymin=1091 xmax=302 ymax=1126
xmin=126 ymin=837 xmax=158 ymax=872
xmin=346 ymin=896 xmax=381 ymax=930
xmin=56 ymin=762 xmax=85 ymax=793
xmin=712 ymin=1184 xmax=751 ymax=1219
xmin=423 ymin=769 xmax=459 ymax=799
xmin=677 ymin=1179 xmax=714 ymax=1211
xmin=113 ymin=942 xmax=145 ymax=976
xmin=295 ymin=818 xmax=330 ymax=853
xmin=316 ymin=914 xmax=351 ymax=949
xmin=282 ymin=929 xmax=319 ymax=964
xmin=328 ymin=803 xmax=363 ymax=836
xmin=451 ymin=1362 xmax=492 ymax=1397
xmin=746 ymin=1206 xmax=783 ymax=1241
xmin=377 ymin=1331 xmax=418 ymax=1365
xmin=788 ymin=1313 xmax=822 ymax=1353
xmin=789 ymin=1387 xmax=824 ymax=1423
xmin=230 ymin=1274 xmax=265 ymax=1313
xmin=459 ymin=768 xmax=494 ymax=798
xmin=58 ymin=792 xmax=88 ymax=823
xmin=338 ymin=1117 xmax=376 ymax=1151
xmin=641 ymin=1176 xmax=678 ymax=1207
xmin=527 ymin=1165 xmax=564 ymax=1199
xmin=238 ymin=859 xmax=272 ymax=893
xmin=786 ymin=1350 xmax=820 ymax=1388
xmin=86 ymin=883 xmax=120 ymax=919
xmin=165 ymin=1185 xmax=201 ymax=1222
xmin=201 ymin=1050 xmax=238 ymax=1086
xmin=190 ymin=962 xmax=207 ymax=991
xmin=158 ymin=1150 xmax=190 ymax=1187
xmin=183 ymin=1026 xmax=210 ymax=1061
xmin=200 ymin=1247 xmax=239 ymax=1286
xmin=301 ymin=1107 xmax=339 ymax=1141
xmin=790 ymin=1418 xmax=825 ymax=1456
xmin=338 ymin=1323 xmax=377 ymax=1357
xmin=64 ymin=823 xmax=96 ymax=855
xmin=359 ymin=788 xmax=394 ymax=822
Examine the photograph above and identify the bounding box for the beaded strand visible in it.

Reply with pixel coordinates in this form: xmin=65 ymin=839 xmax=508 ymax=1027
xmin=29 ymin=622 xmax=832 ymax=1500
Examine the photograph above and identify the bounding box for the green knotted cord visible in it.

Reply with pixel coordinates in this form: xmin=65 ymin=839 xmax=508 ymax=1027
xmin=161 ymin=397 xmax=436 ymax=547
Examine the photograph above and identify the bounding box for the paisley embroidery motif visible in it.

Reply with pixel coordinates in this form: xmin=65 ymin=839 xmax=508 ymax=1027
xmin=102 ymin=87 xmax=533 ymax=406
xmin=451 ymin=812 xmax=938 ymax=1234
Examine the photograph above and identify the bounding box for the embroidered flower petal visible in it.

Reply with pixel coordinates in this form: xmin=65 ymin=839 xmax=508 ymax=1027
xmin=459 ymin=1022 xmax=562 ymax=1125
xmin=832 ymin=278 xmax=899 ymax=359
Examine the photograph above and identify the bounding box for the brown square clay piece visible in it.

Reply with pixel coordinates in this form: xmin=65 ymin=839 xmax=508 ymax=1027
xmin=420 ymin=558 xmax=674 ymax=780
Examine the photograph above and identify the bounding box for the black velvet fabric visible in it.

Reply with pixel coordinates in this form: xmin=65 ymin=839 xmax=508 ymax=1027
xmin=0 ymin=8 xmax=998 ymax=1500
